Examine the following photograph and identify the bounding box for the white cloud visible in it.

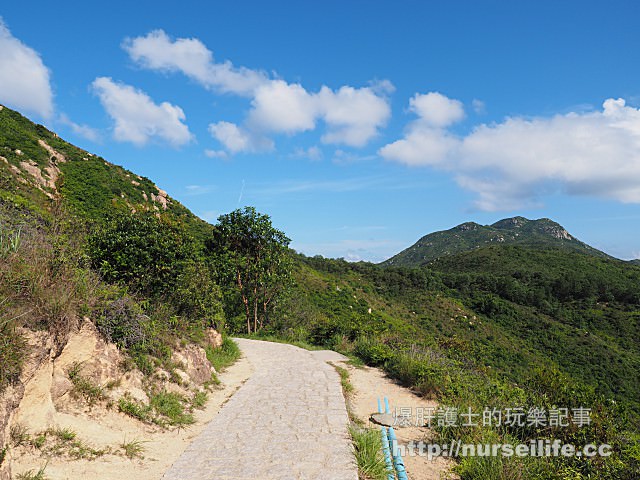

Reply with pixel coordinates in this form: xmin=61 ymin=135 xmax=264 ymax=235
xmin=381 ymin=94 xmax=640 ymax=210
xmin=379 ymin=127 xmax=457 ymax=167
xmin=208 ymin=121 xmax=272 ymax=153
xmin=317 ymin=85 xmax=391 ymax=147
xmin=123 ymin=30 xmax=266 ymax=96
xmin=472 ymin=99 xmax=486 ymax=114
xmin=0 ymin=20 xmax=53 ymax=118
xmin=291 ymin=146 xmax=323 ymax=161
xmin=126 ymin=30 xmax=391 ymax=152
xmin=248 ymin=80 xmax=317 ymax=133
xmin=92 ymin=77 xmax=193 ymax=147
xmin=58 ymin=113 xmax=100 ymax=142
xmin=204 ymin=148 xmax=228 ymax=159
xmin=409 ymin=92 xmax=464 ymax=127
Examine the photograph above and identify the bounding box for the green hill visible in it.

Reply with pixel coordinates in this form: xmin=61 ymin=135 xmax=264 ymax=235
xmin=0 ymin=104 xmax=211 ymax=240
xmin=1 ymin=104 xmax=639 ymax=479
xmin=382 ymin=216 xmax=611 ymax=267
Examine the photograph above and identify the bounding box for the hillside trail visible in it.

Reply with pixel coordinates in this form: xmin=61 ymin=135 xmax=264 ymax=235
xmin=162 ymin=338 xmax=357 ymax=480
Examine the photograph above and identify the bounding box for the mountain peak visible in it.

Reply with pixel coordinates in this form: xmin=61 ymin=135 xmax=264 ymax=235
xmin=491 ymin=216 xmax=530 ymax=229
xmin=382 ymin=216 xmax=610 ymax=267
xmin=454 ymin=221 xmax=481 ymax=232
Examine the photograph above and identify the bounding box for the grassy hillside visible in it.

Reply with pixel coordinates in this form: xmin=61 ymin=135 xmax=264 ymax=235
xmin=0 ymin=105 xmax=224 ymax=396
xmin=1 ymin=104 xmax=638 ymax=478
xmin=383 ymin=216 xmax=612 ymax=267
xmin=267 ymin=249 xmax=640 ymax=478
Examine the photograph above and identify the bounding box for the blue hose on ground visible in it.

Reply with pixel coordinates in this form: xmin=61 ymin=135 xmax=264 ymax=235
xmin=380 ymin=425 xmax=396 ymax=480
xmin=388 ymin=427 xmax=408 ymax=480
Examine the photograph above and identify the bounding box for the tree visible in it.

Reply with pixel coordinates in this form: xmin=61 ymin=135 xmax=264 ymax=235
xmin=210 ymin=207 xmax=291 ymax=334
xmin=87 ymin=212 xmax=194 ymax=297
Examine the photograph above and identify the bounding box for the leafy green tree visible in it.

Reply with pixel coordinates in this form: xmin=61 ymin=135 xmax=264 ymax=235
xmin=87 ymin=212 xmax=194 ymax=297
xmin=209 ymin=207 xmax=291 ymax=334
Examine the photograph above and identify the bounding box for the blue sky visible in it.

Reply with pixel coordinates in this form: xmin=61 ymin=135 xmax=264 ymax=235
xmin=1 ymin=1 xmax=639 ymax=261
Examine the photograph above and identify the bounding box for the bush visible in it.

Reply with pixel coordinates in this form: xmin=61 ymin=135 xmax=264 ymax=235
xmin=0 ymin=310 xmax=27 ymax=392
xmin=204 ymin=336 xmax=241 ymax=372
xmin=354 ymin=337 xmax=393 ymax=367
xmin=87 ymin=212 xmax=195 ymax=297
xmin=96 ymin=296 xmax=147 ymax=349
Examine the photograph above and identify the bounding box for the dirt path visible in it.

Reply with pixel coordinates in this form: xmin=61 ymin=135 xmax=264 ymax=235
xmin=339 ymin=361 xmax=456 ymax=480
xmin=162 ymin=339 xmax=357 ymax=480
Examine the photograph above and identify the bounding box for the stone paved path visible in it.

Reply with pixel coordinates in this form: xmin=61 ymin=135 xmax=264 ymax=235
xmin=162 ymin=339 xmax=357 ymax=480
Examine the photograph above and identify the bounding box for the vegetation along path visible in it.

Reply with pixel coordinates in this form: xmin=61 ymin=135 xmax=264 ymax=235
xmin=162 ymin=338 xmax=357 ymax=480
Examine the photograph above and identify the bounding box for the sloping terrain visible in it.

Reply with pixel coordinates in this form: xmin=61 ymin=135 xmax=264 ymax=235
xmin=382 ymin=216 xmax=611 ymax=267
xmin=1 ymin=104 xmax=639 ymax=479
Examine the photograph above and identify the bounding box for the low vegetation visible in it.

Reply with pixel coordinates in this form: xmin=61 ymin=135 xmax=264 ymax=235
xmin=120 ymin=439 xmax=145 ymax=459
xmin=349 ymin=426 xmax=388 ymax=480
xmin=1 ymin=104 xmax=639 ymax=478
xmin=204 ymin=335 xmax=241 ymax=372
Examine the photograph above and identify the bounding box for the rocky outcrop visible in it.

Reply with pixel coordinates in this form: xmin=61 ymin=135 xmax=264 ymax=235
xmin=0 ymin=330 xmax=53 ymax=480
xmin=172 ymin=345 xmax=216 ymax=385
xmin=0 ymin=319 xmax=225 ymax=479
xmin=205 ymin=328 xmax=223 ymax=349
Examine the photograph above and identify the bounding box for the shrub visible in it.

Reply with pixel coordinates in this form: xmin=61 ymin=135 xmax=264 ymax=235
xmin=149 ymin=391 xmax=194 ymax=426
xmin=0 ymin=307 xmax=27 ymax=392
xmin=67 ymin=362 xmax=106 ymax=405
xmin=354 ymin=337 xmax=393 ymax=367
xmin=118 ymin=397 xmax=153 ymax=423
xmin=96 ymin=296 xmax=147 ymax=349
xmin=348 ymin=426 xmax=388 ymax=480
xmin=87 ymin=212 xmax=195 ymax=297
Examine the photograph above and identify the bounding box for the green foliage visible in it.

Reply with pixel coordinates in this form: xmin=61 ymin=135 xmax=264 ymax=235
xmin=67 ymin=361 xmax=106 ymax=405
xmin=149 ymin=391 xmax=195 ymax=426
xmin=0 ymin=107 xmax=50 ymax=167
xmin=14 ymin=466 xmax=48 ymax=480
xmin=332 ymin=363 xmax=353 ymax=396
xmin=87 ymin=212 xmax=195 ymax=297
xmin=118 ymin=397 xmax=153 ymax=423
xmin=204 ymin=336 xmax=241 ymax=372
xmin=354 ymin=337 xmax=394 ymax=367
xmin=96 ymin=296 xmax=148 ymax=349
xmin=209 ymin=207 xmax=292 ymax=334
xmin=191 ymin=390 xmax=208 ymax=410
xmin=172 ymin=259 xmax=224 ymax=330
xmin=0 ymin=224 xmax=21 ymax=257
xmin=120 ymin=439 xmax=146 ymax=459
xmin=10 ymin=423 xmax=30 ymax=447
xmin=348 ymin=426 xmax=389 ymax=480
xmin=0 ymin=304 xmax=27 ymax=393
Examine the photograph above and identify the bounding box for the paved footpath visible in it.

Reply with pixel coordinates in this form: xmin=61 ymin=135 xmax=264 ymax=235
xmin=162 ymin=338 xmax=357 ymax=480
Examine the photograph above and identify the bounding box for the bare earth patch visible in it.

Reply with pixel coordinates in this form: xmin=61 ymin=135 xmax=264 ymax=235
xmin=337 ymin=360 xmax=458 ymax=480
xmin=10 ymin=354 xmax=252 ymax=480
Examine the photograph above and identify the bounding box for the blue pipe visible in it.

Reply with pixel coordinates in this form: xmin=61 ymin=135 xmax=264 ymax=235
xmin=388 ymin=427 xmax=408 ymax=480
xmin=380 ymin=426 xmax=395 ymax=480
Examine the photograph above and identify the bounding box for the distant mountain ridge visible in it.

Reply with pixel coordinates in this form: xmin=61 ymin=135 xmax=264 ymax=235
xmin=382 ymin=216 xmax=612 ymax=267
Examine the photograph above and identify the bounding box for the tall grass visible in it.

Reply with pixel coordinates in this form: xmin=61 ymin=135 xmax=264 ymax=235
xmin=349 ymin=426 xmax=388 ymax=480
xmin=204 ymin=336 xmax=241 ymax=372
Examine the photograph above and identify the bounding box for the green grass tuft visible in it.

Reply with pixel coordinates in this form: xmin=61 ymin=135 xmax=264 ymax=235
xmin=67 ymin=362 xmax=106 ymax=405
xmin=149 ymin=391 xmax=195 ymax=426
xmin=120 ymin=439 xmax=146 ymax=459
xmin=14 ymin=465 xmax=48 ymax=480
xmin=349 ymin=426 xmax=389 ymax=480
xmin=204 ymin=336 xmax=241 ymax=372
